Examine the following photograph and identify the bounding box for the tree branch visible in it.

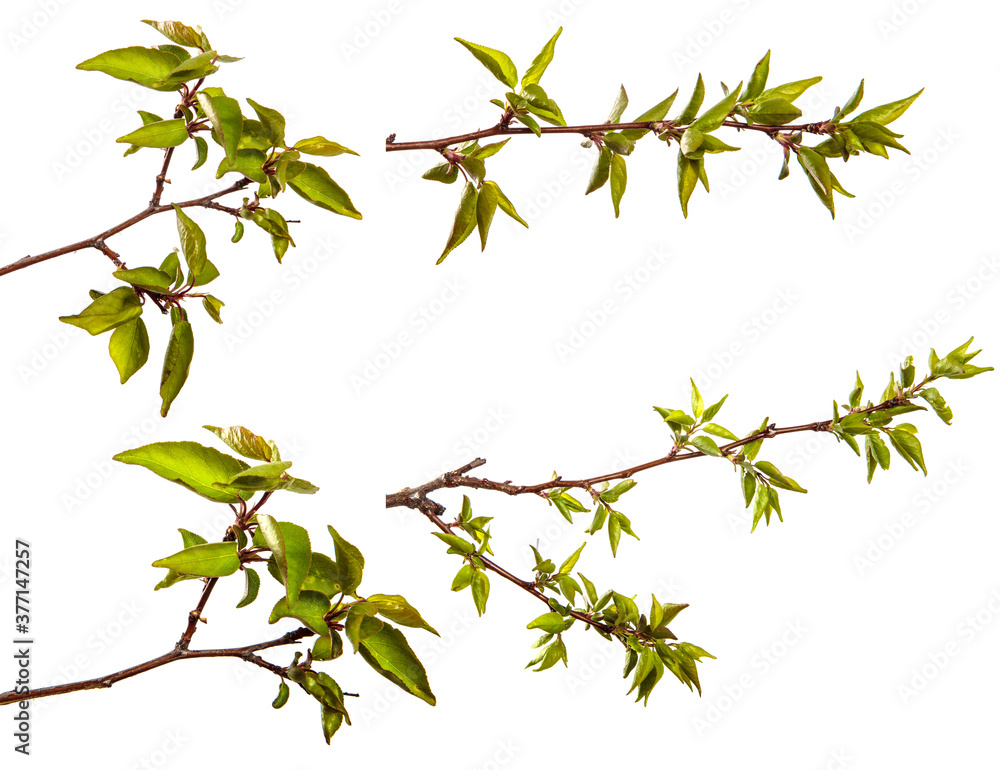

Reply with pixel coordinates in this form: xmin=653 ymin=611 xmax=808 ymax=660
xmin=0 ymin=178 xmax=252 ymax=278
xmin=0 ymin=628 xmax=313 ymax=706
xmin=385 ymin=118 xmax=833 ymax=153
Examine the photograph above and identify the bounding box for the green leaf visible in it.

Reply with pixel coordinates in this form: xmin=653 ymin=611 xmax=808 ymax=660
xmin=835 ymin=80 xmax=865 ymax=121
xmin=328 ymin=526 xmax=364 ymax=595
xmin=677 ymin=153 xmax=698 ymax=218
xmin=476 ymin=181 xmax=499 ymax=250
xmin=471 ymin=570 xmax=490 ymax=616
xmin=758 ymin=76 xmax=822 ymax=103
xmin=888 ymin=429 xmax=927 ymax=475
xmin=797 ymin=147 xmax=834 ymax=217
xmin=272 ymin=680 xmax=289 ymax=709
xmin=197 ymin=88 xmax=242 ymax=165
xmin=170 ymin=204 xmax=207 ymax=279
xmin=288 ymin=162 xmax=362 ymax=220
xmin=268 ymin=590 xmax=331 ymax=636
xmin=155 ymin=50 xmax=219 ymax=87
xmin=159 ymin=320 xmax=194 ymax=418
xmin=117 ymin=118 xmax=188 ymax=148
xmin=152 ymin=542 xmax=240 ymax=577
xmin=608 ymin=85 xmax=629 ymax=123
xmin=610 ymin=154 xmax=627 ymax=218
xmin=115 ymin=441 xmax=249 ymax=503
xmin=59 ymin=287 xmax=142 ymax=335
xmin=557 ymin=542 xmax=587 ymax=575
xmin=608 ymin=512 xmax=622 ymax=556
xmin=586 ymin=146 xmax=612 ymax=195
xmin=747 ymin=97 xmax=802 ymax=126
xmin=346 ymin=606 xmax=380 ymax=653
xmin=601 ymin=480 xmax=636 ymax=504
xmin=77 ymin=46 xmax=182 ymax=91
xmin=741 ymin=51 xmax=771 ymax=101
xmin=359 ymin=623 xmax=436 ymax=705
xmin=451 ymin=564 xmax=475 ymax=591
xmin=741 ymin=469 xmax=756 ymax=507
xmin=454 ymin=37 xmax=517 ymax=89
xmin=367 ymin=594 xmax=439 ymax=636
xmin=108 ymin=318 xmax=149 ymax=384
xmin=689 ymin=378 xmax=705 ymax=417
xmin=423 ymin=161 xmax=458 ymax=184
xmin=245 ymin=98 xmax=286 ymax=147
xmin=114 ymin=266 xmax=174 ymax=293
xmin=302 ymin=553 xmax=344 ymax=598
xmin=216 ymin=148 xmax=267 ymax=183
xmin=431 ymin=531 xmax=476 ymax=555
xmin=677 ymin=74 xmax=705 ymax=124
xmin=257 ymin=515 xmax=311 ymax=605
xmin=517 ymin=112 xmax=541 ymax=136
xmin=293 ymin=136 xmax=358 ymax=156
xmin=521 ymin=84 xmax=566 ymax=126
xmin=200 ymin=294 xmax=223 ymax=324
xmin=437 ymin=181 xmax=479 ymax=263
xmin=527 ymin=612 xmax=572 ymax=634
xmin=620 ymin=90 xmax=679 ymax=141
xmin=750 ymin=484 xmax=770 ymax=532
xmin=691 ymin=435 xmax=723 ymax=457
xmin=852 ymin=89 xmax=923 ymax=126
xmin=521 ymin=27 xmax=561 ymax=88
xmin=203 ymin=425 xmax=275 ymax=462
xmin=237 ymin=567 xmax=261 ymax=608
xmin=142 ymin=20 xmax=207 ymax=49
xmin=703 ymin=423 xmax=738 ymax=442
xmin=691 ymin=83 xmax=741 ymax=133
xmin=754 ymin=461 xmax=807 ymax=493
xmin=494 ymin=183 xmax=528 ymax=228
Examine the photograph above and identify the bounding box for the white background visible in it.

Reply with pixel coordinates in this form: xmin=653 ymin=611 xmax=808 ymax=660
xmin=2 ymin=0 xmax=998 ymax=767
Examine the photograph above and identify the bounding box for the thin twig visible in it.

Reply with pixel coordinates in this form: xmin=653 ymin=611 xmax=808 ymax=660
xmin=384 ymin=119 xmax=832 ymax=153
xmin=0 ymin=178 xmax=252 ymax=278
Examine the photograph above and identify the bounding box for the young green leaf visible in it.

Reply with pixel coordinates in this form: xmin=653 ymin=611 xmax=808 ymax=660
xmin=358 ymin=623 xmax=436 ymax=705
xmin=257 ymin=514 xmax=311 ymax=605
xmin=197 ymin=88 xmax=243 ymax=165
xmin=114 ymin=441 xmax=250 ymax=503
xmin=59 ymin=287 xmax=143 ymax=335
xmin=293 ymin=136 xmax=359 ymax=157
xmin=237 ymin=567 xmax=261 ymax=608
xmin=852 ymin=89 xmax=923 ymax=126
xmin=521 ymin=27 xmax=562 ymax=88
xmin=454 ymin=37 xmax=517 ymax=89
xmin=288 ymin=163 xmax=362 ymax=219
xmin=268 ymin=590 xmax=332 ymax=636
xmin=117 ymin=118 xmax=188 ymax=148
xmin=159 ymin=320 xmax=194 ymax=417
xmin=77 ymin=46 xmax=182 ymax=91
xmin=476 ymin=181 xmax=499 ymax=250
xmin=108 ymin=318 xmax=150 ymax=384
xmin=437 ymin=181 xmax=479 ymax=263
xmin=677 ymin=74 xmax=705 ymax=124
xmin=328 ymin=526 xmax=364 ymax=595
xmin=152 ymin=542 xmax=240 ymax=577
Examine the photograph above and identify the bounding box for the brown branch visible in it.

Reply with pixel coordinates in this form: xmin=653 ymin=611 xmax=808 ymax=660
xmin=386 ymin=392 xmax=913 ymax=505
xmin=385 ymin=118 xmax=832 ymax=153
xmin=0 ymin=628 xmax=313 ymax=706
xmin=0 ymin=178 xmax=252 ymax=278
